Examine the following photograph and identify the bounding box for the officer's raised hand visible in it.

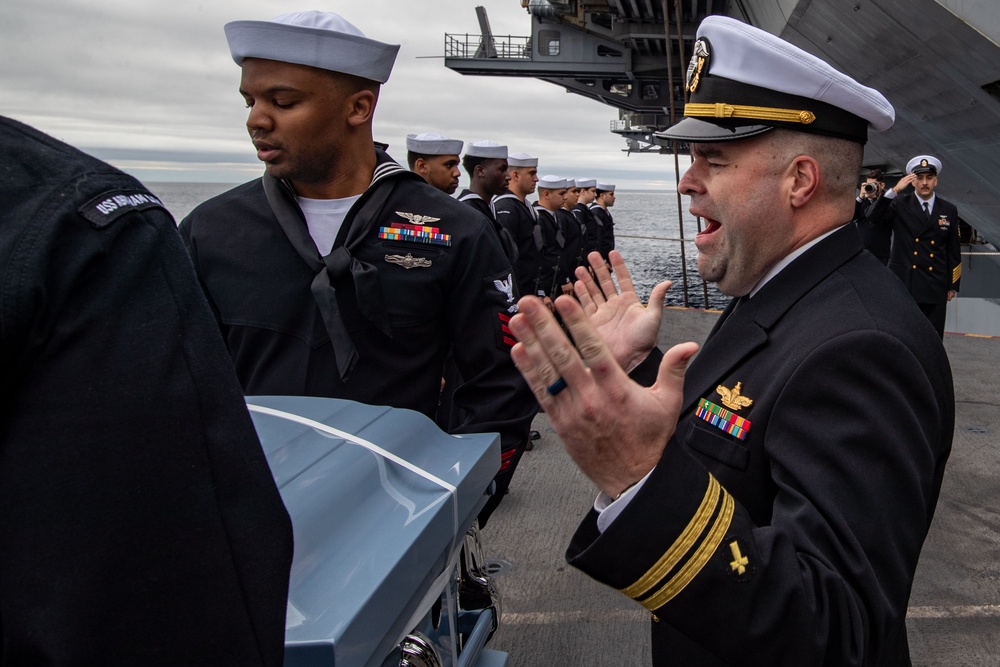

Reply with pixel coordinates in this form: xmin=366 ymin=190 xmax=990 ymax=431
xmin=509 ymin=292 xmax=699 ymax=498
xmin=573 ymin=250 xmax=671 ymax=373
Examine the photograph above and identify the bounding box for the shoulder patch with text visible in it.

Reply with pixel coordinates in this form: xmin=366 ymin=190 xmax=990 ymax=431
xmin=79 ymin=189 xmax=166 ymax=229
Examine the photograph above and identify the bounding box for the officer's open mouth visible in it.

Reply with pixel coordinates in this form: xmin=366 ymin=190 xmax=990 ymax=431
xmin=698 ymin=219 xmax=721 ymax=237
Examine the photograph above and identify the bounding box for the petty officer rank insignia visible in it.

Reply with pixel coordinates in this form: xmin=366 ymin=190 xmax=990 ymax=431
xmin=378 ymin=211 xmax=451 ymax=247
xmin=487 ymin=269 xmax=518 ymax=349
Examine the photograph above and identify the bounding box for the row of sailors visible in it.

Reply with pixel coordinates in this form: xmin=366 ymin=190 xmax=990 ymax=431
xmin=406 ymin=133 xmax=616 ymax=301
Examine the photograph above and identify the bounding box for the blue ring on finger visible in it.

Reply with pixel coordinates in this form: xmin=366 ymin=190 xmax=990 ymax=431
xmin=546 ymin=377 xmax=568 ymax=396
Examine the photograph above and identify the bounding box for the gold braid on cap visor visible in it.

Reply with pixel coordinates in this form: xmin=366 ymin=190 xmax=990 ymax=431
xmin=684 ymin=102 xmax=816 ymax=125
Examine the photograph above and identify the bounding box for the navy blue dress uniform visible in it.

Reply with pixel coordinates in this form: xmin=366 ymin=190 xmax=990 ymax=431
xmin=457 ymin=187 xmax=519 ymax=263
xmin=864 ymin=156 xmax=961 ymax=337
xmin=572 ymin=179 xmax=601 ymax=260
xmin=495 ymin=188 xmax=547 ymax=298
xmin=186 ymin=12 xmax=535 ymax=526
xmin=564 ymin=17 xmax=952 ymax=665
xmin=0 ymin=116 xmax=293 ymax=665
xmin=179 ymin=152 xmax=536 ymax=522
xmin=558 ymin=206 xmax=584 ymax=274
xmin=590 ymin=183 xmax=616 ymax=260
xmin=853 ymin=197 xmax=891 ymax=263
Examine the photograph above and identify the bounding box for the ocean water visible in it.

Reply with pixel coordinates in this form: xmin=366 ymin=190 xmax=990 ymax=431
xmin=149 ymin=182 xmax=728 ymax=310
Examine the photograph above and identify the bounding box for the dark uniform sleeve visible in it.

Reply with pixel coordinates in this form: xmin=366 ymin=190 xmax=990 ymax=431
xmin=947 ymin=203 xmax=962 ymax=292
xmin=444 ymin=221 xmax=537 ymax=467
xmin=0 ymin=121 xmax=292 ymax=665
xmin=567 ymin=330 xmax=949 ymax=665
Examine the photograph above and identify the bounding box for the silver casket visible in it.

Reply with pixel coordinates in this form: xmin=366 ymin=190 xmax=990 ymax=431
xmin=247 ymin=396 xmax=508 ymax=667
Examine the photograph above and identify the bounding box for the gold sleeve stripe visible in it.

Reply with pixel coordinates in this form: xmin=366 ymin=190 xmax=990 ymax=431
xmin=639 ymin=491 xmax=735 ymax=611
xmin=684 ymin=102 xmax=816 ymax=125
xmin=953 ymin=264 xmax=962 ymax=283
xmin=621 ymin=476 xmax=722 ymax=599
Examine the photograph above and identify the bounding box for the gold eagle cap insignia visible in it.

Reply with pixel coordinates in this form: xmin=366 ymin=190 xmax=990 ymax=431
xmin=385 ymin=253 xmax=432 ymax=269
xmin=716 ymin=381 xmax=753 ymax=411
xmin=396 ymin=211 xmax=441 ymax=225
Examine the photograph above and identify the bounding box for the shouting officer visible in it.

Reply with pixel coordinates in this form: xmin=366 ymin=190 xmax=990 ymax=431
xmin=508 ymin=16 xmax=952 ymax=665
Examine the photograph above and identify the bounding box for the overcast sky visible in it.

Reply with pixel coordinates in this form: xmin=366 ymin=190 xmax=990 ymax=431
xmin=1 ymin=0 xmax=687 ymax=188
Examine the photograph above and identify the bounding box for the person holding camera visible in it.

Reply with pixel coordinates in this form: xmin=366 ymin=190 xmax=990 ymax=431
xmin=853 ymin=168 xmax=891 ymax=264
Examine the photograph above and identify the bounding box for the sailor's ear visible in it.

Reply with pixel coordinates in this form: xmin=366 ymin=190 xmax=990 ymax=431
xmin=346 ymin=89 xmax=376 ymax=127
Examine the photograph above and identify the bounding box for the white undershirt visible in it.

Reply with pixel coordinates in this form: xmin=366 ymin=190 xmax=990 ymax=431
xmin=296 ymin=194 xmax=362 ymax=256
xmin=594 ymin=224 xmax=846 ymax=532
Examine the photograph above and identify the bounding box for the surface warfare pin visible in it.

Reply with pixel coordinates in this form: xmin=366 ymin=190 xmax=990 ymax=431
xmin=385 ymin=253 xmax=431 ymax=269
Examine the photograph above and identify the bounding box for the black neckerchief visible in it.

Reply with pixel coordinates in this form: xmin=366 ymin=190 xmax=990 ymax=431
xmin=262 ymin=151 xmax=423 ymax=380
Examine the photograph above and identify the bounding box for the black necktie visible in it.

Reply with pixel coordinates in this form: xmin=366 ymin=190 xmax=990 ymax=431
xmin=923 ymin=202 xmax=931 ymax=218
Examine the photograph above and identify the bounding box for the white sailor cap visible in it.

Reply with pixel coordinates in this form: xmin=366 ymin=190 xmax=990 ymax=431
xmin=538 ymin=175 xmax=570 ymax=190
xmin=575 ymin=178 xmax=597 ymax=188
xmin=657 ymin=16 xmax=894 ymax=144
xmin=906 ymin=155 xmax=942 ymax=175
xmin=465 ymin=140 xmax=508 ymax=159
xmin=596 ymin=182 xmax=616 ymax=192
xmin=406 ymin=132 xmax=464 ymax=156
xmin=508 ymin=152 xmax=538 ymax=168
xmin=225 ymin=11 xmax=399 ymax=84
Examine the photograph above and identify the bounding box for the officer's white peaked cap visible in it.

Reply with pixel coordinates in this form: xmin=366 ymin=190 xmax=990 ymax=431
xmin=906 ymin=155 xmax=942 ymax=175
xmin=658 ymin=16 xmax=894 ymax=144
xmin=465 ymin=140 xmax=508 ymax=159
xmin=538 ymin=176 xmax=570 ymax=190
xmin=406 ymin=132 xmax=464 ymax=156
xmin=225 ymin=11 xmax=399 ymax=84
xmin=508 ymin=153 xmax=538 ymax=168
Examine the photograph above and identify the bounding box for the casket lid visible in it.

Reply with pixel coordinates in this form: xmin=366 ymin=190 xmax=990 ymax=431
xmin=247 ymin=396 xmax=499 ymax=666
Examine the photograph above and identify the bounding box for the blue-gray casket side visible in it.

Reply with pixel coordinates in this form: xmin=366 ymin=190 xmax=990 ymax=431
xmin=247 ymin=396 xmax=500 ymax=666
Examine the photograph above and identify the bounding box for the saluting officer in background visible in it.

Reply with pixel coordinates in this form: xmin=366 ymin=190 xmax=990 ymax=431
xmin=864 ymin=155 xmax=961 ymax=337
xmin=179 ymin=11 xmax=534 ymax=526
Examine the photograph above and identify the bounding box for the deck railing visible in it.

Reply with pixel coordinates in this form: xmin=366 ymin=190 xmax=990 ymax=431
xmin=445 ymin=33 xmax=532 ymax=60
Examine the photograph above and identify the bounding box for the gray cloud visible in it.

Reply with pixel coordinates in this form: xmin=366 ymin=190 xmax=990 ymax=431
xmin=1 ymin=0 xmax=679 ymax=186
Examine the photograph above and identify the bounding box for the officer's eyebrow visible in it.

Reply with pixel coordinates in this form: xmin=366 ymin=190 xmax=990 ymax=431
xmin=691 ymin=144 xmax=726 ymax=160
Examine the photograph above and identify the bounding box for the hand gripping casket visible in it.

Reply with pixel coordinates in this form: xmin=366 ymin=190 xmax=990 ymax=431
xmin=247 ymin=396 xmax=507 ymax=667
